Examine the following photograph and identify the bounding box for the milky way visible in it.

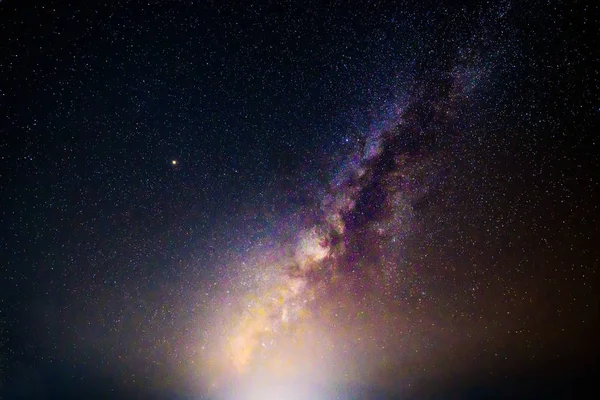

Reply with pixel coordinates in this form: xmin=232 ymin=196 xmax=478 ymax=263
xmin=187 ymin=52 xmax=520 ymax=398
xmin=2 ymin=1 xmax=596 ymax=399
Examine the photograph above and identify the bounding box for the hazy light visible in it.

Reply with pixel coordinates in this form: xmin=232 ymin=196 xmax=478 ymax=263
xmin=231 ymin=382 xmax=326 ymax=400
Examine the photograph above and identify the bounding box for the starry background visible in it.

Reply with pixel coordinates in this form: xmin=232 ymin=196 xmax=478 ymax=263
xmin=1 ymin=1 xmax=598 ymax=399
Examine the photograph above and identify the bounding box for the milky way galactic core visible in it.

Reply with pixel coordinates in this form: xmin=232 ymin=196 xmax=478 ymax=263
xmin=185 ymin=55 xmax=515 ymax=398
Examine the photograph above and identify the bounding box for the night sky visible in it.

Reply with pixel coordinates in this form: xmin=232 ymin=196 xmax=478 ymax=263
xmin=1 ymin=1 xmax=598 ymax=399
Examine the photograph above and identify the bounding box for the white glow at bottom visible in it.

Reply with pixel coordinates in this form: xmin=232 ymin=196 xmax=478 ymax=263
xmin=236 ymin=384 xmax=325 ymax=400
xmin=218 ymin=376 xmax=331 ymax=400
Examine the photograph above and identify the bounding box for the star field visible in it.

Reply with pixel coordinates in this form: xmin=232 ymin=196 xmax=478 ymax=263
xmin=1 ymin=1 xmax=598 ymax=399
